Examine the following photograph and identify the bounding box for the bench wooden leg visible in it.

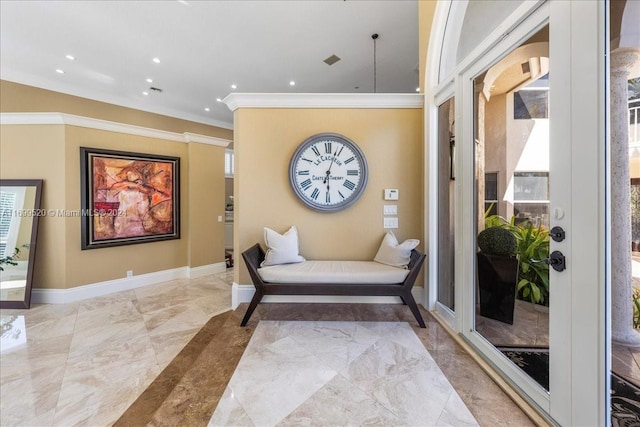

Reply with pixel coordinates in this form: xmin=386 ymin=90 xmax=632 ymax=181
xmin=403 ymin=292 xmax=426 ymax=328
xmin=240 ymin=289 xmax=264 ymax=327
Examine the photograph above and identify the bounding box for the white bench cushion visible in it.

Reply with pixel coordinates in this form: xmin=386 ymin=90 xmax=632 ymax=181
xmin=257 ymin=260 xmax=409 ymax=284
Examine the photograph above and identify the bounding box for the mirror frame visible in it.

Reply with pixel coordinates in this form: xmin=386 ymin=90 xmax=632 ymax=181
xmin=0 ymin=179 xmax=43 ymax=309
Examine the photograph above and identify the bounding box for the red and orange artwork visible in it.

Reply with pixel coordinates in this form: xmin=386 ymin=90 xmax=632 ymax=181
xmin=91 ymin=156 xmax=175 ymax=241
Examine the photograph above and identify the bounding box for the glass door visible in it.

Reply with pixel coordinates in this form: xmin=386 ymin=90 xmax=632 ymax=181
xmin=437 ymin=98 xmax=456 ymax=313
xmin=450 ymin=2 xmax=607 ymax=423
xmin=473 ymin=25 xmax=551 ymax=392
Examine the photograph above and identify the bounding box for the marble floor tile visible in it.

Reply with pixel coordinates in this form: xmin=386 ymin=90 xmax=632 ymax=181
xmin=3 ymin=271 xmax=550 ymax=427
xmin=211 ymin=321 xmax=479 ymax=427
xmin=229 ymin=334 xmax=339 ymax=426
xmin=208 ymin=386 xmax=255 ymax=427
xmin=279 ymin=374 xmax=403 ymax=427
xmin=0 ymin=270 xmax=233 ymax=427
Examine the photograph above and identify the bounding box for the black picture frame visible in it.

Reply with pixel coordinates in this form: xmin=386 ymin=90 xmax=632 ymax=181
xmin=80 ymin=147 xmax=180 ymax=250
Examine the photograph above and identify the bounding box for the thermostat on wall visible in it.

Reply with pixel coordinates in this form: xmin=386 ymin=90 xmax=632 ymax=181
xmin=384 ymin=189 xmax=399 ymax=200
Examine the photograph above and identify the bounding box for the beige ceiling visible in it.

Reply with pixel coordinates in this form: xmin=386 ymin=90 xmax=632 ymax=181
xmin=0 ymin=0 xmax=419 ymax=129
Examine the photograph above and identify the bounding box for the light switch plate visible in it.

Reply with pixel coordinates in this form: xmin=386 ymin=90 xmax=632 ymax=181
xmin=384 ymin=189 xmax=399 ymax=200
xmin=383 ymin=204 xmax=397 ymax=215
xmin=383 ymin=217 xmax=399 ymax=229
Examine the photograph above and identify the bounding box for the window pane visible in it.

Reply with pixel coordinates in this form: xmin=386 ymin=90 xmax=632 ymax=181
xmin=485 ymin=172 xmax=498 ymax=200
xmin=225 ymin=150 xmax=234 ymax=176
xmin=514 ymin=172 xmax=549 ymax=200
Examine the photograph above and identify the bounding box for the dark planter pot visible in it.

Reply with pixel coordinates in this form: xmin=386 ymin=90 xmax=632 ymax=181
xmin=477 ymin=252 xmax=519 ymax=325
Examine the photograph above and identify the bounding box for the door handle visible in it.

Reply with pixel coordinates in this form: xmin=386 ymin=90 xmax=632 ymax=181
xmin=549 ymin=226 xmax=566 ymax=242
xmin=530 ymin=250 xmax=566 ymax=272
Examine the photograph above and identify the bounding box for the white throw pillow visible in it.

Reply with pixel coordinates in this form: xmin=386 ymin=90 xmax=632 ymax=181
xmin=261 ymin=225 xmax=306 ymax=267
xmin=374 ymin=231 xmax=420 ymax=269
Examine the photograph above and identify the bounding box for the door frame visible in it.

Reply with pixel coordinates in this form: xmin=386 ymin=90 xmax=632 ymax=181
xmin=424 ymin=1 xmax=608 ymax=424
xmin=457 ymin=4 xmax=552 ymax=413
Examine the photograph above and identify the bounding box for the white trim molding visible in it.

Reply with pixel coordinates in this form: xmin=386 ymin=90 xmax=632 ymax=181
xmin=223 ymin=93 xmax=424 ymax=112
xmin=231 ymin=283 xmax=425 ymax=310
xmin=183 ymin=132 xmax=231 ymax=147
xmin=0 ymin=112 xmax=231 ymax=147
xmin=31 ymin=263 xmax=227 ymax=304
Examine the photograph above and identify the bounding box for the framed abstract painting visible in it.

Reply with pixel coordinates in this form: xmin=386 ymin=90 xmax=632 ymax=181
xmin=80 ymin=147 xmax=180 ymax=249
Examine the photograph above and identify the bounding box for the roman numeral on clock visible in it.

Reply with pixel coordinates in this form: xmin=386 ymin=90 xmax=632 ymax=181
xmin=324 ymin=142 xmax=332 ymax=154
xmin=347 ymin=170 xmax=359 ymax=176
xmin=343 ymin=180 xmax=356 ymax=191
xmin=311 ymin=146 xmax=321 ymax=157
xmin=300 ymin=179 xmax=312 ymax=190
xmin=344 ymin=156 xmax=355 ymax=164
xmin=311 ymin=188 xmax=320 ymax=200
xmin=297 ymin=170 xmax=310 ymax=175
xmin=326 ymin=191 xmax=331 ymax=203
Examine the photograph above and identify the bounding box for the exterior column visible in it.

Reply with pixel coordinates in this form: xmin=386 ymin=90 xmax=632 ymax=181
xmin=611 ymin=48 xmax=640 ymax=346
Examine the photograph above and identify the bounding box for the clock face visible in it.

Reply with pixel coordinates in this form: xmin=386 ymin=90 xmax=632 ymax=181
xmin=289 ymin=133 xmax=368 ymax=212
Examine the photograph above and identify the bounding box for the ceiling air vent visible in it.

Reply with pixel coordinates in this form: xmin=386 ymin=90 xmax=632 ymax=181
xmin=521 ymin=62 xmax=530 ymax=74
xmin=324 ymin=54 xmax=341 ymax=66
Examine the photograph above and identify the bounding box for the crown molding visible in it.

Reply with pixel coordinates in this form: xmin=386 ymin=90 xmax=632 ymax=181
xmin=1 ymin=74 xmax=234 ymax=130
xmin=223 ymin=93 xmax=424 ymax=112
xmin=183 ymin=132 xmax=231 ymax=147
xmin=0 ymin=112 xmax=231 ymax=147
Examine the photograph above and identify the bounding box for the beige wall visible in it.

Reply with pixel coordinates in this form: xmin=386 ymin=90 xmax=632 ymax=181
xmin=234 ymin=108 xmax=423 ymax=285
xmin=0 ymin=125 xmax=67 ymax=289
xmin=1 ymin=82 xmax=230 ymax=290
xmin=187 ymin=142 xmax=226 ymax=268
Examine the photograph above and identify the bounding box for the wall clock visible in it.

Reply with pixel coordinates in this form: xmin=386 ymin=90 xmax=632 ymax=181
xmin=289 ymin=133 xmax=368 ymax=212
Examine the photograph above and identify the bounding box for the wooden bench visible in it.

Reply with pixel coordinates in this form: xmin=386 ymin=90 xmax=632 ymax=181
xmin=240 ymin=243 xmax=427 ymax=328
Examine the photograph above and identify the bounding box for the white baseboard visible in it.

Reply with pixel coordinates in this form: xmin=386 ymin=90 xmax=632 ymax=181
xmin=32 ymin=262 xmax=228 ymax=304
xmin=231 ymin=283 xmax=425 ymax=310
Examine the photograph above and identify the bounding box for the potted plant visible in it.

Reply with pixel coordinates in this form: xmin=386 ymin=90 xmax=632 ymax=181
xmin=512 ymin=222 xmax=549 ymax=306
xmin=477 ymin=226 xmax=519 ymax=324
xmin=484 ymin=209 xmax=550 ymax=307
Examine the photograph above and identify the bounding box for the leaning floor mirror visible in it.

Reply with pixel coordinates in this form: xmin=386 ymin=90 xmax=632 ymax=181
xmin=0 ymin=179 xmax=43 ymax=309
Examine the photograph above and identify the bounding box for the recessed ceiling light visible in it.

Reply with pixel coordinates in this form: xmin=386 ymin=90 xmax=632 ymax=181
xmin=142 ymin=91 xmax=149 ymax=96
xmin=231 ymin=84 xmax=237 ymax=89
xmin=216 ymin=98 xmax=222 ymax=102
xmin=205 ymin=107 xmax=210 ymax=112
xmin=152 ymin=57 xmax=161 ymax=64
xmin=146 ymin=78 xmax=153 ymax=83
xmin=289 ymin=81 xmax=296 ymax=86
xmin=65 ymin=54 xmax=75 ymax=61
xmin=55 ymin=69 xmax=65 ymax=74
